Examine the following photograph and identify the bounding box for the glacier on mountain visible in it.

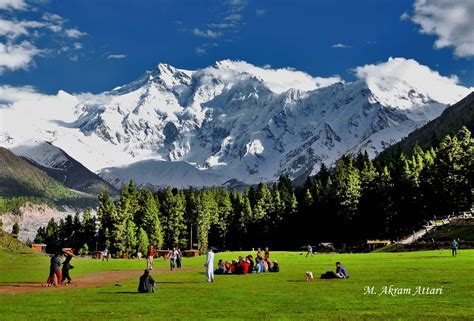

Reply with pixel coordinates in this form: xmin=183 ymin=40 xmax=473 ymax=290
xmin=0 ymin=58 xmax=471 ymax=188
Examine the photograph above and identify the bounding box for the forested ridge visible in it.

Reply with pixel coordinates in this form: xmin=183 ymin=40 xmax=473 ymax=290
xmin=34 ymin=127 xmax=473 ymax=254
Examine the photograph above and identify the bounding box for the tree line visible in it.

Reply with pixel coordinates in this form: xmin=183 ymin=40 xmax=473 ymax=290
xmin=34 ymin=127 xmax=473 ymax=254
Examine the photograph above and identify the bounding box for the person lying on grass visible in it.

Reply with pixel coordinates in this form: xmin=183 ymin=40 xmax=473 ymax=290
xmin=138 ymin=269 xmax=155 ymax=293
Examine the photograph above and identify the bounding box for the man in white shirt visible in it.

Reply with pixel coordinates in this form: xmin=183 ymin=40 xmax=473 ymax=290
xmin=205 ymin=248 xmax=214 ymax=283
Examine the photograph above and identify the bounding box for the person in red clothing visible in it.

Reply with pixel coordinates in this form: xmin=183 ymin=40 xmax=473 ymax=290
xmin=147 ymin=245 xmax=156 ymax=270
xmin=45 ymin=252 xmax=62 ymax=287
xmin=242 ymin=259 xmax=250 ymax=274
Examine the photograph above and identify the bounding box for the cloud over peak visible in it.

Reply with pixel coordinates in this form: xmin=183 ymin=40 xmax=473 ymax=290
xmin=355 ymin=57 xmax=472 ymax=105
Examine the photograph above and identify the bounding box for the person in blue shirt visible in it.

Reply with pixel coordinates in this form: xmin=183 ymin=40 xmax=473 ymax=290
xmin=335 ymin=262 xmax=349 ymax=278
xmin=451 ymin=239 xmax=459 ymax=256
xmin=45 ymin=253 xmax=62 ymax=287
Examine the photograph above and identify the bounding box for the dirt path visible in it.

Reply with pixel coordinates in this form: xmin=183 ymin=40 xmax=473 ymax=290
xmin=0 ymin=267 xmax=194 ymax=295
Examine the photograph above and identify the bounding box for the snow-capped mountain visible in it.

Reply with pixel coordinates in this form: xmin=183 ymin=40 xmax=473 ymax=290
xmin=1 ymin=58 xmax=471 ymax=188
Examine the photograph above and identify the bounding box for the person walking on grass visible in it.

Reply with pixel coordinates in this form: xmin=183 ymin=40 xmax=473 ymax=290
xmin=45 ymin=252 xmax=62 ymax=287
xmin=306 ymin=245 xmax=314 ymax=257
xmin=205 ymin=248 xmax=215 ymax=283
xmin=61 ymin=251 xmax=74 ymax=285
xmin=147 ymin=245 xmax=156 ymax=270
xmin=451 ymin=239 xmax=459 ymax=257
xmin=103 ymin=246 xmax=109 ymax=262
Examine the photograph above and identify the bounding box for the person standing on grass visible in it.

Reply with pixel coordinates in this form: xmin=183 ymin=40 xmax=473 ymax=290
xmin=45 ymin=252 xmax=62 ymax=287
xmin=147 ymin=245 xmax=156 ymax=270
xmin=169 ymin=247 xmax=178 ymax=271
xmin=103 ymin=246 xmax=109 ymax=262
xmin=61 ymin=251 xmax=74 ymax=285
xmin=257 ymin=247 xmax=263 ymax=260
xmin=264 ymin=247 xmax=270 ymax=260
xmin=306 ymin=245 xmax=314 ymax=257
xmin=176 ymin=247 xmax=183 ymax=269
xmin=451 ymin=239 xmax=459 ymax=256
xmin=205 ymin=248 xmax=215 ymax=283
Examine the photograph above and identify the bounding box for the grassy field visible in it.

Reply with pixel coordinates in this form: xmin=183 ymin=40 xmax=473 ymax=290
xmin=1 ymin=246 xmax=473 ymax=320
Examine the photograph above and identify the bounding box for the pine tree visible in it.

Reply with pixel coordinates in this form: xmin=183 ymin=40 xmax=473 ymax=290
xmin=96 ymin=192 xmax=117 ymax=248
xmin=161 ymin=188 xmax=187 ymax=248
xmin=137 ymin=227 xmax=149 ymax=255
xmin=138 ymin=189 xmax=163 ymax=249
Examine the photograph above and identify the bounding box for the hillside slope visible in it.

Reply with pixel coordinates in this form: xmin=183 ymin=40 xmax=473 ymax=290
xmin=0 ymin=147 xmax=96 ymax=207
xmin=12 ymin=142 xmax=118 ymax=196
xmin=383 ymin=92 xmax=474 ymax=155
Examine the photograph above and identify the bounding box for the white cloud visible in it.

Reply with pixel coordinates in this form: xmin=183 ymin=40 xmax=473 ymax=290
xmin=107 ymin=54 xmax=127 ymax=59
xmin=211 ymin=60 xmax=342 ymax=93
xmin=65 ymin=28 xmax=87 ymax=38
xmin=0 ymin=2 xmax=85 ymax=74
xmin=0 ymin=0 xmax=27 ymax=11
xmin=0 ymin=41 xmax=42 ymax=73
xmin=0 ymin=19 xmax=47 ymax=39
xmin=195 ymin=47 xmax=206 ymax=55
xmin=406 ymin=0 xmax=474 ymax=58
xmin=354 ymin=57 xmax=472 ymax=106
xmin=193 ymin=28 xmax=222 ymax=38
xmin=332 ymin=43 xmax=351 ymax=49
xmin=42 ymin=13 xmax=64 ymax=23
xmin=256 ymin=9 xmax=267 ymax=16
xmin=224 ymin=14 xmax=241 ymax=21
xmin=208 ymin=22 xmax=234 ymax=29
xmin=0 ymin=85 xmax=42 ymax=107
xmin=195 ymin=43 xmax=218 ymax=56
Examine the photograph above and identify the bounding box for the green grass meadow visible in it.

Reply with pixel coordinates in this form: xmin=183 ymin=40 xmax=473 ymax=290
xmin=1 ymin=248 xmax=473 ymax=320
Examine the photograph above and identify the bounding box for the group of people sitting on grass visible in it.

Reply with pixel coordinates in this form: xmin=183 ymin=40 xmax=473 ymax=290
xmin=214 ymin=247 xmax=280 ymax=275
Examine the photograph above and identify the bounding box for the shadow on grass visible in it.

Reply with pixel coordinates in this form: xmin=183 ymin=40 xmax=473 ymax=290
xmin=98 ymin=291 xmax=142 ymax=294
xmin=156 ymin=281 xmax=200 ymax=284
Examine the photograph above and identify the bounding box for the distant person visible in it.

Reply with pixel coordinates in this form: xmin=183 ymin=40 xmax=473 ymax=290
xmin=306 ymin=245 xmax=314 ymax=257
xmin=320 ymin=262 xmax=349 ymax=279
xmin=61 ymin=251 xmax=74 ymax=285
xmin=169 ymin=247 xmax=178 ymax=271
xmin=176 ymin=248 xmax=183 ymax=269
xmin=147 ymin=245 xmax=156 ymax=270
xmin=270 ymin=260 xmax=280 ymax=272
xmin=451 ymin=239 xmax=459 ymax=257
xmin=335 ymin=262 xmax=349 ymax=278
xmin=257 ymin=248 xmax=263 ymax=260
xmin=205 ymin=248 xmax=215 ymax=283
xmin=103 ymin=246 xmax=109 ymax=262
xmin=45 ymin=252 xmax=62 ymax=287
xmin=264 ymin=247 xmax=270 ymax=260
xmin=138 ymin=269 xmax=155 ymax=293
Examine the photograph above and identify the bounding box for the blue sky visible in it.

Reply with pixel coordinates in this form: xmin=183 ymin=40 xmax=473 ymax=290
xmin=0 ymin=0 xmax=473 ymax=94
